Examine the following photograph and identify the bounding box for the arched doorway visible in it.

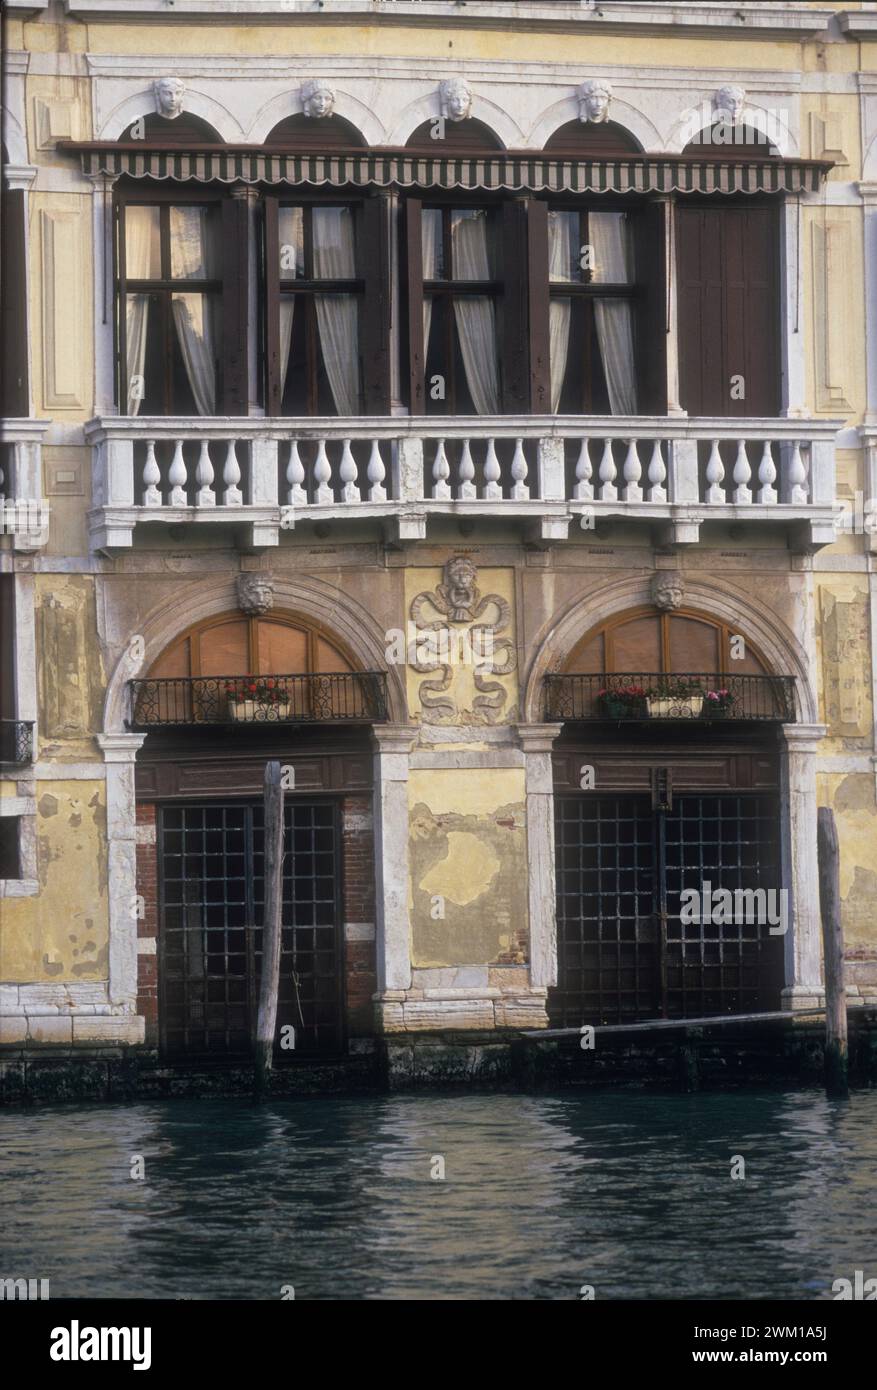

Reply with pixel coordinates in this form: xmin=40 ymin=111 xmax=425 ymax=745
xmin=549 ymin=605 xmax=787 ymax=1028
xmin=134 ymin=609 xmax=378 ymax=1060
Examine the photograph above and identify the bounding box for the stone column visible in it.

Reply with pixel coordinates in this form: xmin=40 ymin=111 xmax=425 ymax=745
xmin=517 ymin=723 xmax=562 ymax=991
xmin=372 ymin=725 xmax=418 ymax=1026
xmin=97 ymin=732 xmax=146 ymax=1023
xmin=780 ymin=722 xmax=828 ymax=1009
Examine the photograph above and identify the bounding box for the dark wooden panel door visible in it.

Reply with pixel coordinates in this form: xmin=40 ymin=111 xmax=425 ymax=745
xmin=677 ymin=205 xmax=780 ymax=417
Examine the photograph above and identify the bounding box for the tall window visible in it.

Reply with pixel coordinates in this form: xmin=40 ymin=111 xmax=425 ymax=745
xmin=267 ymin=203 xmax=364 ymax=416
xmin=119 ymin=199 xmax=222 ymax=415
xmin=547 ymin=208 xmax=637 ymax=415
xmin=422 ymin=207 xmax=502 ymax=415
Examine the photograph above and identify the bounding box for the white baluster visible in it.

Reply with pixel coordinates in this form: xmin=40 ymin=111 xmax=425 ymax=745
xmin=705 ymin=439 xmax=725 ymax=503
xmin=222 ymin=439 xmax=243 ymax=506
xmin=314 ymin=438 xmax=333 ymax=504
xmin=573 ymin=439 xmax=593 ymax=501
xmin=339 ymin=438 xmax=360 ymax=504
xmin=432 ymin=439 xmax=451 ymax=500
xmin=510 ymin=437 xmax=529 ymax=500
xmin=142 ymin=439 xmax=161 ymax=507
xmin=458 ymin=439 xmax=476 ymax=500
xmin=788 ymin=440 xmax=808 ymax=505
xmin=482 ymin=437 xmax=502 ymax=500
xmin=647 ymin=440 xmax=666 ymax=503
xmin=195 ymin=440 xmax=215 ymax=508
xmin=367 ymin=439 xmax=387 ymax=502
xmin=622 ymin=438 xmax=642 ymax=503
xmin=757 ymin=440 xmax=777 ymax=504
xmin=286 ymin=439 xmax=307 ymax=505
xmin=732 ymin=439 xmax=752 ymax=505
xmin=168 ymin=439 xmax=188 ymax=507
xmin=598 ymin=438 xmax=617 ymax=502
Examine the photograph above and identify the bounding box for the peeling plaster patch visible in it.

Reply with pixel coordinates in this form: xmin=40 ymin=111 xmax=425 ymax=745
xmin=420 ymin=832 xmax=501 ymax=908
xmin=841 ymin=866 xmax=877 ymax=950
xmin=42 ymin=955 xmax=63 ymax=976
xmin=38 ymin=794 xmax=59 ymax=818
xmin=833 ymin=773 xmax=877 ymax=815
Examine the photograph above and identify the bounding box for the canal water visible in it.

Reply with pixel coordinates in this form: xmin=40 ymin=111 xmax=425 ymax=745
xmin=2 ymin=1089 xmax=875 ymax=1300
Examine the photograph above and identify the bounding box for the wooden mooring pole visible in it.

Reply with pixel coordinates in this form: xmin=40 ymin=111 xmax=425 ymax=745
xmin=254 ymin=760 xmax=284 ymax=1098
xmin=817 ymin=806 xmax=848 ymax=1099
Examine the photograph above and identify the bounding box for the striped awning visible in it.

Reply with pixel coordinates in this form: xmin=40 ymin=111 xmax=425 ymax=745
xmin=68 ymin=145 xmax=830 ymax=195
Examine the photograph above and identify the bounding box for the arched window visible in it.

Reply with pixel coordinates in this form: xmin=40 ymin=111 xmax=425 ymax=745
xmin=543 ymin=120 xmax=642 ymax=156
xmin=120 ymin=113 xmax=222 ymax=144
xmin=682 ymin=123 xmax=780 ymax=158
xmin=562 ymin=607 xmax=770 ymax=678
xmin=264 ymin=112 xmax=367 ymax=149
xmin=405 ymin=118 xmax=504 ymax=152
xmin=147 ymin=611 xmax=355 ymax=680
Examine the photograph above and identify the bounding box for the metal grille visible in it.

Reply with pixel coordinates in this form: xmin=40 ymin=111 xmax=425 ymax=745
xmin=544 ymin=673 xmax=796 ymax=723
xmin=158 ymin=801 xmax=342 ymax=1057
xmin=0 ymin=719 xmax=34 ymax=764
xmin=131 ymin=672 xmax=388 ymax=727
xmin=551 ymin=791 xmax=783 ymax=1028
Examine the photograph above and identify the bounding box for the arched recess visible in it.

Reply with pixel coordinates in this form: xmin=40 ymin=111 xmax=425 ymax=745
xmin=263 ymin=111 xmax=367 ymax=149
xmin=102 ymin=573 xmax=406 ymax=734
xmin=543 ymin=119 xmax=643 ymax=156
xmin=390 ymin=92 xmax=520 ymax=149
xmin=680 ymin=121 xmax=782 ymax=158
xmin=531 ymin=101 xmax=657 ymax=154
xmin=119 ymin=112 xmax=223 ymax=144
xmin=405 ymin=117 xmax=505 ymax=152
xmin=522 ymin=574 xmax=818 ymax=723
xmin=100 ymin=91 xmax=242 ymax=142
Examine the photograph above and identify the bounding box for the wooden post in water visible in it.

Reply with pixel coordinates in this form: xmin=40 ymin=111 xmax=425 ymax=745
xmin=254 ymin=760 xmax=284 ymax=1098
xmin=817 ymin=806 xmax=848 ymax=1099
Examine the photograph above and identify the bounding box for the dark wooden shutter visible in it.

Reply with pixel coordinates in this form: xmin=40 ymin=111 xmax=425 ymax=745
xmin=527 ymin=199 xmax=551 ymax=414
xmin=222 ymin=194 xmax=249 ymax=413
xmin=360 ymin=194 xmax=392 ymax=415
xmin=1 ymin=189 xmax=29 ymax=417
xmin=501 ymin=199 xmax=529 ymax=413
xmin=401 ymin=197 xmax=425 ymax=415
xmin=633 ymin=201 xmax=668 ymax=415
xmin=677 ymin=204 xmax=780 ymax=417
xmin=264 ymin=197 xmax=282 ymax=417
xmin=0 ymin=576 xmax=14 ymax=720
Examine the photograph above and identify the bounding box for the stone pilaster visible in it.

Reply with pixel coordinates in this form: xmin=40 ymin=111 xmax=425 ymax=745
xmin=371 ymin=725 xmax=418 ymax=1027
xmin=780 ymin=723 xmax=828 ymax=1009
xmin=97 ymin=732 xmax=146 ymax=1027
xmin=517 ymin=722 xmax=562 ymax=992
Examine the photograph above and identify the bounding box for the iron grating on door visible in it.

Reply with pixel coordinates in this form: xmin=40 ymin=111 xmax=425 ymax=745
xmin=551 ymin=791 xmax=784 ymax=1029
xmin=158 ymin=801 xmax=342 ymax=1057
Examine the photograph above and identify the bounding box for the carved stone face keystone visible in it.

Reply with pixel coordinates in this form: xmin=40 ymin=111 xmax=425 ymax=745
xmin=302 ymin=80 xmax=336 ymax=119
xmin=153 ymin=77 xmax=186 ymax=120
xmin=237 ymin=573 xmax=275 ymax=616
xmin=579 ymin=79 xmax=612 ymax=124
xmin=651 ymin=574 xmax=685 ymax=612
xmin=714 ymin=84 xmax=746 ymax=127
xmin=440 ymin=79 xmax=473 ymax=123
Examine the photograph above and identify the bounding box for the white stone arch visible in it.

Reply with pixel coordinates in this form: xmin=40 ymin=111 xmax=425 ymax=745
xmin=528 ymin=96 xmax=657 ymax=154
xmin=247 ymin=89 xmax=382 ymax=146
xmin=521 ymin=572 xmax=818 ymax=724
xmin=1 ymin=105 xmax=29 ymax=165
xmin=666 ymin=98 xmax=797 ymax=157
xmin=97 ymin=89 xmax=244 ymax=143
xmin=387 ymin=90 xmax=522 ymax=150
xmin=102 ymin=572 xmax=406 ymax=735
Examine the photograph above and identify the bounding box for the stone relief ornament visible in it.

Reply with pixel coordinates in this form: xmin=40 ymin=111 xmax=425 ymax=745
xmin=301 ymin=79 xmax=336 ymax=119
xmin=153 ymin=77 xmax=186 ymax=120
xmin=651 ymin=574 xmax=685 ymax=612
xmin=409 ymin=558 xmax=516 ymax=725
xmin=440 ymin=78 xmax=473 ymax=123
xmin=578 ymin=79 xmax=613 ymax=124
xmin=713 ymin=84 xmax=746 ymax=127
xmin=237 ymin=573 xmax=275 ymax=616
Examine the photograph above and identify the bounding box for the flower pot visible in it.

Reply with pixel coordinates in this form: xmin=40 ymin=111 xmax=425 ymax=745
xmin=703 ymin=704 xmax=732 ymax=719
xmin=228 ymin=699 xmax=291 ymax=722
xmin=647 ymin=695 xmax=704 ymax=719
xmin=600 ymin=696 xmax=641 ymax=719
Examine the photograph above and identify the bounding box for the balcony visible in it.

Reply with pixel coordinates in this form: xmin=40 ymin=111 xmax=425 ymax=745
xmin=0 ymin=420 xmax=50 ymax=552
xmin=0 ymin=719 xmax=35 ymax=765
xmin=127 ymin=672 xmax=388 ymax=729
xmin=86 ymin=415 xmax=840 ymax=553
xmin=544 ymin=673 xmax=797 ymax=724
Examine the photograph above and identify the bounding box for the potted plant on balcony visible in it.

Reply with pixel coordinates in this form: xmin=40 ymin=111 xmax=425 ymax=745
xmin=646 ymin=676 xmax=704 ymax=719
xmin=703 ymin=687 xmax=735 ymax=718
xmin=598 ymin=683 xmax=648 ymax=719
xmin=226 ymin=677 xmax=291 ymax=722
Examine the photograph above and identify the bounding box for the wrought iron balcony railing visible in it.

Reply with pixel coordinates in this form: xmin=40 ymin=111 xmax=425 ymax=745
xmin=86 ymin=414 xmax=840 ymax=552
xmin=0 ymin=719 xmax=34 ymax=764
xmin=544 ymin=673 xmax=797 ymax=723
xmin=128 ymin=672 xmax=388 ymax=728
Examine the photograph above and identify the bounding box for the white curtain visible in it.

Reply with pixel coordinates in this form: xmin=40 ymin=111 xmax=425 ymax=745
xmin=590 ymin=211 xmax=637 ymax=417
xmin=124 ymin=206 xmax=158 ymax=416
xmin=421 ymin=208 xmax=441 ymax=358
xmin=547 ymin=211 xmax=573 ymax=414
xmin=169 ymin=207 xmax=219 ymax=416
xmin=278 ymin=207 xmax=304 ymax=395
xmin=312 ymin=207 xmax=360 ymax=416
xmin=450 ymin=210 xmax=500 ymax=415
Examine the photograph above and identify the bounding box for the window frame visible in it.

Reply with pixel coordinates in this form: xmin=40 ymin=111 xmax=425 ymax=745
xmin=421 ymin=203 xmax=504 ymax=416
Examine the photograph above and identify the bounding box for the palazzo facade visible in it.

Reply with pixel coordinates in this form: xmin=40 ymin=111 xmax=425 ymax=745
xmin=2 ymin=0 xmax=877 ymax=1058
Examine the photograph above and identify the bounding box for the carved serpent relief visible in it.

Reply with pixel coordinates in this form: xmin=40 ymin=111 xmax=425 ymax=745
xmin=409 ymin=558 xmax=516 ymax=724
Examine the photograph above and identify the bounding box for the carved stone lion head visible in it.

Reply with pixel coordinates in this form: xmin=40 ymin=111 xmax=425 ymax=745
xmin=651 ymin=573 xmax=685 ymax=612
xmin=441 ymin=557 xmax=479 ymax=621
xmin=237 ymin=573 xmax=275 ymax=616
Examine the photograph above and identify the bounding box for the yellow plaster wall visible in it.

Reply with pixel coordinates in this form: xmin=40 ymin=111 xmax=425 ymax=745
xmin=408 ymin=767 xmax=527 ymax=968
xmin=0 ymin=780 xmax=108 ymax=983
